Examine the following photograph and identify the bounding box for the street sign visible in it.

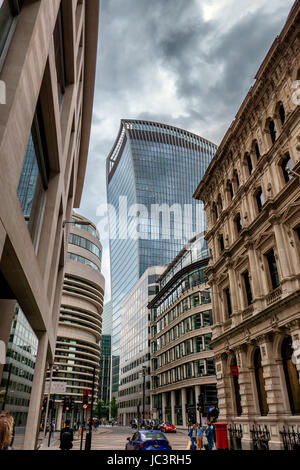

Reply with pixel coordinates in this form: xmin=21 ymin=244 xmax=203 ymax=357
xmin=44 ymin=381 xmax=67 ymax=394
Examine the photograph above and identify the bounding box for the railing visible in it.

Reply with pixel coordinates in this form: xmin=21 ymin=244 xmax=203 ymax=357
xmin=250 ymin=424 xmax=270 ymax=450
xmin=280 ymin=426 xmax=300 ymax=451
xmin=228 ymin=424 xmax=243 ymax=450
xmin=266 ymin=286 xmax=282 ymax=306
xmin=242 ymin=305 xmax=254 ymax=319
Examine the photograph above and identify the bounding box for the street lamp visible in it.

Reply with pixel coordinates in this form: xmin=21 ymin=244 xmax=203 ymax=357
xmin=139 ymin=366 xmax=147 ymax=423
xmin=44 ymin=364 xmax=59 ymax=436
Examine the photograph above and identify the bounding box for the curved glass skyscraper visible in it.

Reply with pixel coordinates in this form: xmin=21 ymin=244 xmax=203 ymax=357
xmin=106 ymin=119 xmax=217 ymax=395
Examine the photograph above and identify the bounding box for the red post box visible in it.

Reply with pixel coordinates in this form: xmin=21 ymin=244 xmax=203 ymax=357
xmin=214 ymin=422 xmax=229 ymax=449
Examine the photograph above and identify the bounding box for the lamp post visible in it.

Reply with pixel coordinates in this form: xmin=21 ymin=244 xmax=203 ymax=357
xmin=44 ymin=364 xmax=59 ymax=436
xmin=142 ymin=366 xmax=146 ymax=422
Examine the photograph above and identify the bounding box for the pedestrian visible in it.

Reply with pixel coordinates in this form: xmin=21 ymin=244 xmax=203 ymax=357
xmin=205 ymin=421 xmax=216 ymax=450
xmin=196 ymin=422 xmax=204 ymax=450
xmin=0 ymin=411 xmax=14 ymax=450
xmin=188 ymin=423 xmax=197 ymax=450
xmin=59 ymin=419 xmax=74 ymax=451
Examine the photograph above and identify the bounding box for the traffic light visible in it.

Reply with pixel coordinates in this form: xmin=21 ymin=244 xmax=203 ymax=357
xmin=63 ymin=396 xmax=71 ymax=412
xmin=82 ymin=390 xmax=88 ymax=409
xmin=197 ymin=393 xmax=205 ymax=413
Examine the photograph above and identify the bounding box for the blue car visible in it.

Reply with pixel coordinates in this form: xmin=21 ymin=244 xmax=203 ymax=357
xmin=125 ymin=430 xmax=172 ymax=450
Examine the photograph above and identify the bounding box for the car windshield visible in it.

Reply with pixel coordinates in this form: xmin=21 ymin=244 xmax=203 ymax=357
xmin=140 ymin=432 xmax=166 ymax=441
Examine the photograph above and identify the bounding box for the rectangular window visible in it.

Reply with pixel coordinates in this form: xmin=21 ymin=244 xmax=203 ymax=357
xmin=201 ymin=289 xmax=211 ymax=304
xmin=192 ymin=313 xmax=202 ymax=330
xmin=224 ymin=287 xmax=232 ymax=318
xmin=190 ymin=292 xmax=200 ymax=308
xmin=193 ymin=336 xmax=203 ymax=353
xmin=194 ymin=359 xmax=205 ymax=377
xmin=202 ymin=310 xmax=213 ymax=326
xmin=53 ymin=6 xmax=66 ymax=107
xmin=242 ymin=270 xmax=253 ymax=305
xmin=266 ymin=249 xmax=280 ymax=290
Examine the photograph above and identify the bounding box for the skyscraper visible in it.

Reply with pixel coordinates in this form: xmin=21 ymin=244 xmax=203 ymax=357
xmin=106 ymin=119 xmax=217 ymax=395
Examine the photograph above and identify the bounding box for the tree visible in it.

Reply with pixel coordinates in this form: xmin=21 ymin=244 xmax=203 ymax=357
xmin=95 ymin=399 xmax=109 ymax=419
xmin=109 ymin=397 xmax=118 ymax=419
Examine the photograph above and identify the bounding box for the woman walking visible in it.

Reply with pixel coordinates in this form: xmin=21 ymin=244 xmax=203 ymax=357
xmin=0 ymin=411 xmax=14 ymax=450
xmin=196 ymin=423 xmax=204 ymax=450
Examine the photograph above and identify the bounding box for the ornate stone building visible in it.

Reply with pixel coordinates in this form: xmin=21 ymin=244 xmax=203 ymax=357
xmin=194 ymin=2 xmax=300 ymax=450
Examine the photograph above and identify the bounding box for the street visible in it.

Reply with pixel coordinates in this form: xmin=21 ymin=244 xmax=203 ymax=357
xmin=39 ymin=426 xmax=190 ymax=451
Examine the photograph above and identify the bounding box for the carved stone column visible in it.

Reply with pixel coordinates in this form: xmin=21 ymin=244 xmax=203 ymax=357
xmin=272 ymin=218 xmax=294 ymax=292
xmin=236 ymin=344 xmax=256 ymax=417
xmin=258 ymin=334 xmax=286 ymax=416
xmin=214 ymin=352 xmax=234 ymax=420
xmin=287 ymin=320 xmax=300 ymax=378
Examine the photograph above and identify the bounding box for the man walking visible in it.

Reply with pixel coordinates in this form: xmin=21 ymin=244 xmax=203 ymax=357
xmin=59 ymin=419 xmax=74 ymax=451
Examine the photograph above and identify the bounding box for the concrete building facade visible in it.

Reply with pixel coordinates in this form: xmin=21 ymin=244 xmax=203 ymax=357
xmin=98 ymin=301 xmax=112 ymax=405
xmin=0 ymin=0 xmax=99 ymax=448
xmin=194 ymin=1 xmax=300 ymax=450
xmin=149 ymin=234 xmax=217 ymax=428
xmin=48 ymin=213 xmax=104 ymax=429
xmin=118 ymin=266 xmax=164 ymax=426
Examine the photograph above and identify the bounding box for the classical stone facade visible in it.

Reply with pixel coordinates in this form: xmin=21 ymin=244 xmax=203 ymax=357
xmin=194 ymin=2 xmax=300 ymax=450
xmin=149 ymin=235 xmax=217 ymax=429
xmin=0 ymin=0 xmax=99 ymax=448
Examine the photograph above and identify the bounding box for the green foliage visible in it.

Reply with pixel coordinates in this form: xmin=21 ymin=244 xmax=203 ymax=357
xmin=109 ymin=397 xmax=118 ymax=419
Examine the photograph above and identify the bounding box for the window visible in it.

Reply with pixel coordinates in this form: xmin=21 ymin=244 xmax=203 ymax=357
xmin=255 ymin=187 xmax=264 ymax=213
xmin=282 ymin=337 xmax=300 ymax=415
xmin=242 ymin=270 xmax=253 ymax=306
xmin=53 ymin=6 xmax=66 ymax=107
xmin=247 ymin=153 xmax=253 ymax=175
xmin=227 ymin=181 xmax=234 ymax=200
xmin=281 ymin=154 xmax=293 ymax=183
xmin=269 ymin=120 xmax=277 ymax=144
xmin=193 ymin=336 xmax=203 ymax=353
xmin=0 ymin=0 xmax=23 ymax=68
xmin=254 ymin=348 xmax=268 ymax=416
xmin=232 ymin=357 xmax=242 ymax=416
xmin=224 ymin=287 xmax=232 ymax=318
xmin=235 ymin=213 xmax=242 ymax=234
xmin=254 ymin=142 xmax=261 ymax=161
xmin=17 ymin=103 xmax=49 ymax=244
xmin=219 ymin=235 xmax=225 ymax=253
xmin=233 ymin=170 xmax=239 ymax=189
xmin=279 ymin=103 xmax=286 ymax=126
xmin=213 ymin=202 xmax=218 ymax=221
xmin=266 ymin=249 xmax=280 ymax=290
xmin=217 ymin=194 xmax=223 ymax=211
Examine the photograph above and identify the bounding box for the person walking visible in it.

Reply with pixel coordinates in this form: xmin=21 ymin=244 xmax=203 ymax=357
xmin=0 ymin=411 xmax=14 ymax=450
xmin=59 ymin=419 xmax=74 ymax=450
xmin=196 ymin=423 xmax=204 ymax=450
xmin=205 ymin=421 xmax=216 ymax=450
xmin=188 ymin=424 xmax=197 ymax=450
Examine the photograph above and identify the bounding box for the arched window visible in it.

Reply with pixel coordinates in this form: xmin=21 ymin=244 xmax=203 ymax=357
xmin=231 ymin=357 xmax=242 ymax=416
xmin=234 ymin=213 xmax=242 ymax=234
xmin=279 ymin=103 xmax=286 ymax=126
xmin=255 ymin=187 xmax=264 ymax=213
xmin=254 ymin=348 xmax=268 ymax=416
xmin=268 ymin=119 xmax=277 ymax=144
xmin=281 ymin=154 xmax=293 ymax=183
xmin=281 ymin=337 xmax=300 ymax=415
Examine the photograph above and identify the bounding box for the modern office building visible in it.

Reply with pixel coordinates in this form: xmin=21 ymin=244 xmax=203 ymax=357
xmin=194 ymin=2 xmax=300 ymax=450
xmin=148 ymin=234 xmax=217 ymax=427
xmin=47 ymin=213 xmax=104 ymax=429
xmin=0 ymin=0 xmax=99 ymax=448
xmin=0 ymin=305 xmax=38 ymax=446
xmin=118 ymin=266 xmax=164 ymax=425
xmin=106 ymin=119 xmax=218 ymax=396
xmin=98 ymin=301 xmax=113 ymax=404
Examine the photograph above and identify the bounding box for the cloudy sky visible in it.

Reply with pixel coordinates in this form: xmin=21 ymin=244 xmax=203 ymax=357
xmin=77 ymin=0 xmax=295 ymax=301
